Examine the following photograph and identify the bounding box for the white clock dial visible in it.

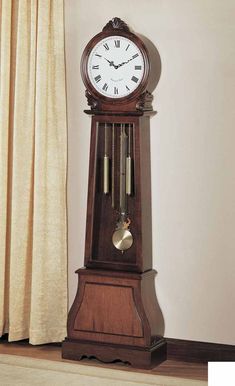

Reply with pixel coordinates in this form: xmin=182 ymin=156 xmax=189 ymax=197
xmin=87 ymin=36 xmax=145 ymax=98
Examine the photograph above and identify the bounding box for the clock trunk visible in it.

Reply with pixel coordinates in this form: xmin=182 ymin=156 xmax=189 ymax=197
xmin=85 ymin=113 xmax=152 ymax=272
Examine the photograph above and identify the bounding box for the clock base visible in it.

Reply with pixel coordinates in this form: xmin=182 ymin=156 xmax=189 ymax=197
xmin=62 ymin=268 xmax=166 ymax=368
xmin=62 ymin=337 xmax=166 ymax=369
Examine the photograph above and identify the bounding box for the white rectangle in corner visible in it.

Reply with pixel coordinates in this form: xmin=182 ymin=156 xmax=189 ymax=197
xmin=209 ymin=362 xmax=235 ymax=386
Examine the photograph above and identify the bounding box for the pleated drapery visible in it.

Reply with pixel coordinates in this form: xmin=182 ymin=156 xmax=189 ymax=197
xmin=0 ymin=0 xmax=67 ymax=344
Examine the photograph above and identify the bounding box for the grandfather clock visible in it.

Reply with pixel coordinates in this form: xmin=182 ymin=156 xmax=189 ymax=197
xmin=62 ymin=17 xmax=166 ymax=368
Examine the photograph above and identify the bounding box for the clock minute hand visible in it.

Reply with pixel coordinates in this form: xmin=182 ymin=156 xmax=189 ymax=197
xmin=117 ymin=61 xmax=128 ymax=68
xmin=117 ymin=57 xmax=135 ymax=68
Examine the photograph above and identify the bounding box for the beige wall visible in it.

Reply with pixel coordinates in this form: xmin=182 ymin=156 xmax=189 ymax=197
xmin=65 ymin=0 xmax=235 ymax=344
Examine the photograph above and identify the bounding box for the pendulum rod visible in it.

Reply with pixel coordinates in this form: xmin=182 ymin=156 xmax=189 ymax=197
xmin=126 ymin=123 xmax=133 ymax=196
xmin=103 ymin=123 xmax=109 ymax=194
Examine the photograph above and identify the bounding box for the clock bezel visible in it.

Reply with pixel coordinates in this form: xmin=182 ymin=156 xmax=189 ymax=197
xmin=81 ymin=29 xmax=150 ymax=104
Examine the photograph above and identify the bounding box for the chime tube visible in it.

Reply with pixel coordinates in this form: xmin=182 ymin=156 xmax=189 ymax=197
xmin=103 ymin=155 xmax=109 ymax=194
xmin=119 ymin=124 xmax=127 ymax=213
xmin=126 ymin=155 xmax=132 ymax=195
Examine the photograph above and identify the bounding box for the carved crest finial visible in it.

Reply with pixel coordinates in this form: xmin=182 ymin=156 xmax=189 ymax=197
xmin=85 ymin=89 xmax=100 ymax=110
xmin=136 ymin=91 xmax=153 ymax=112
xmin=103 ymin=17 xmax=130 ymax=32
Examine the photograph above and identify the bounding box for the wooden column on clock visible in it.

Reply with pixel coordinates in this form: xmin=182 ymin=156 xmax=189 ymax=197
xmin=62 ymin=17 xmax=166 ymax=369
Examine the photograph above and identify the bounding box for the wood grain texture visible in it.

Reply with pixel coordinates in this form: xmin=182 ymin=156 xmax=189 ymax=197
xmin=73 ymin=283 xmax=143 ymax=337
xmin=66 ymin=268 xmax=164 ymax=348
xmin=64 ymin=268 xmax=166 ymax=368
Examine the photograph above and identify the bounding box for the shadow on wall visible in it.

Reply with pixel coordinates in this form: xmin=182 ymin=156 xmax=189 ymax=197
xmin=137 ymin=33 xmax=164 ymax=336
xmin=153 ymin=271 xmax=165 ymax=336
xmin=139 ymin=34 xmax=162 ymax=94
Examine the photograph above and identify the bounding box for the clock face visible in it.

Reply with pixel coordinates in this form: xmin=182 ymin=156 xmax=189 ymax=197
xmin=87 ymin=36 xmax=145 ymax=99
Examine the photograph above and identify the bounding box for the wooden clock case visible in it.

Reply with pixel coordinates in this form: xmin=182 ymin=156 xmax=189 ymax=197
xmin=62 ymin=18 xmax=166 ymax=369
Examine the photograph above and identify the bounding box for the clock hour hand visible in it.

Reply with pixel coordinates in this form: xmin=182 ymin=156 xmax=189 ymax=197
xmin=104 ymin=57 xmax=113 ymax=65
xmin=104 ymin=58 xmax=118 ymax=69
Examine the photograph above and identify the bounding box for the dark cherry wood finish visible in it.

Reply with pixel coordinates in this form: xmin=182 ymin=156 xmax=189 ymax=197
xmin=62 ymin=18 xmax=166 ymax=368
xmin=62 ymin=338 xmax=166 ymax=369
xmin=62 ymin=268 xmax=166 ymax=368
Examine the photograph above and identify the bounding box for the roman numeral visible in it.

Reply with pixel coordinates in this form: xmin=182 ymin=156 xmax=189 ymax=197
xmin=114 ymin=87 xmax=118 ymax=95
xmin=131 ymin=76 xmax=138 ymax=83
xmin=132 ymin=53 xmax=139 ymax=59
xmin=103 ymin=43 xmax=109 ymax=50
xmin=126 ymin=44 xmax=130 ymax=51
xmin=115 ymin=40 xmax=120 ymax=48
xmin=102 ymin=83 xmax=108 ymax=91
xmin=95 ymin=54 xmax=102 ymax=58
xmin=126 ymin=85 xmax=130 ymax=91
xmin=135 ymin=65 xmax=142 ymax=70
xmin=94 ymin=75 xmax=101 ymax=83
xmin=92 ymin=65 xmax=99 ymax=69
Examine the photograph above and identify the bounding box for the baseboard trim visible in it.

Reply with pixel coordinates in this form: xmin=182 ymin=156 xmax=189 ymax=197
xmin=2 ymin=333 xmax=235 ymax=364
xmin=166 ymin=338 xmax=235 ymax=363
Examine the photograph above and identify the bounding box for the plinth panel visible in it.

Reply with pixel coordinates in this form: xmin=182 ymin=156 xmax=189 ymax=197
xmin=63 ymin=268 xmax=166 ymax=365
xmin=74 ymin=282 xmax=143 ymax=337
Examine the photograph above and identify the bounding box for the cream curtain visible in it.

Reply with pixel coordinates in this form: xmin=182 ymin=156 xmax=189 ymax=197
xmin=0 ymin=0 xmax=67 ymax=344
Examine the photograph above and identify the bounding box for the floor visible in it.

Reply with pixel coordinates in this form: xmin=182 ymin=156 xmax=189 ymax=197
xmin=0 ymin=337 xmax=207 ymax=382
